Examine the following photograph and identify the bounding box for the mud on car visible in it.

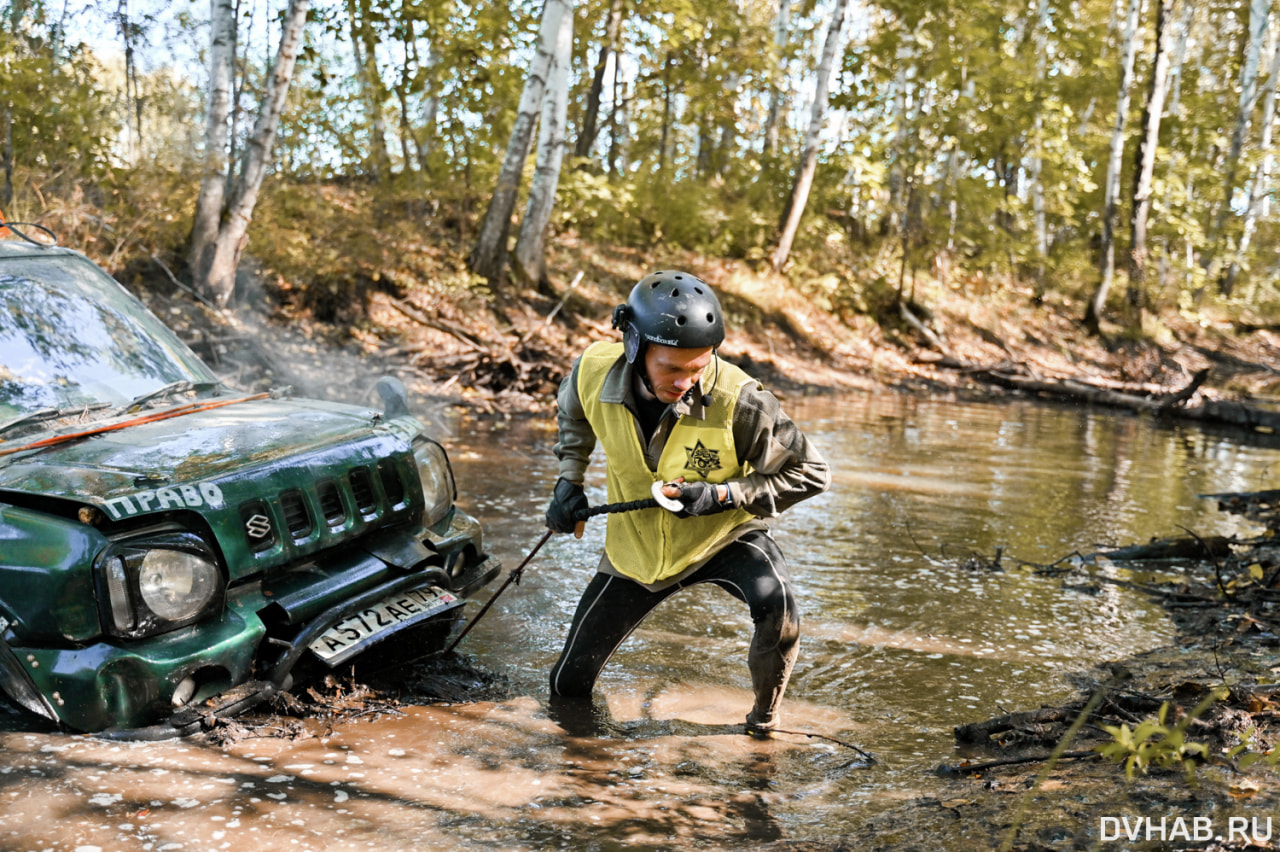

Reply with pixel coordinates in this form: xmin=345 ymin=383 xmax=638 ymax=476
xmin=0 ymin=238 xmax=500 ymax=737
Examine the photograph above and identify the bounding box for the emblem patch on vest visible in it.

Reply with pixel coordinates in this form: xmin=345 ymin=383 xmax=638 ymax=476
xmin=683 ymin=440 xmax=722 ymax=476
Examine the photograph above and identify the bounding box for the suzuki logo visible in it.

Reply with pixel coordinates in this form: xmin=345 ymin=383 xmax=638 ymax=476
xmin=245 ymin=513 xmax=272 ymax=539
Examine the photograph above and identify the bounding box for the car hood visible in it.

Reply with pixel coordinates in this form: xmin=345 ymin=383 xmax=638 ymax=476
xmin=0 ymin=396 xmax=395 ymax=496
xmin=0 ymin=397 xmax=424 ymax=578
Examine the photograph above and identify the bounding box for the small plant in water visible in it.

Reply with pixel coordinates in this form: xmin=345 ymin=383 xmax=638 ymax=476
xmin=1095 ymin=686 xmax=1227 ymax=780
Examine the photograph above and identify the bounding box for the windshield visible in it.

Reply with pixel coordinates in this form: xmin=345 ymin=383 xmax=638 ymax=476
xmin=0 ymin=251 xmax=217 ymax=418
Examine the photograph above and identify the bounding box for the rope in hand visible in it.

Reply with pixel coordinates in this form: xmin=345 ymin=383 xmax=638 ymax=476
xmin=444 ymin=497 xmax=660 ymax=654
xmin=577 ymin=497 xmax=658 ymax=518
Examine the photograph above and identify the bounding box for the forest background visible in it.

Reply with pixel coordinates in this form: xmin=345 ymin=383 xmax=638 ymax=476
xmin=2 ymin=0 xmax=1280 ymax=414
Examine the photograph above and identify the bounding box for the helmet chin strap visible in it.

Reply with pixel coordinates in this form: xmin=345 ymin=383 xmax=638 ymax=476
xmin=700 ymin=352 xmax=720 ymax=407
xmin=636 ymin=359 xmax=658 ymax=397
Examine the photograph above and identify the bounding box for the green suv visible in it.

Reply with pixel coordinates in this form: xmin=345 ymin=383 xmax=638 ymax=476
xmin=0 ymin=239 xmax=499 ymax=736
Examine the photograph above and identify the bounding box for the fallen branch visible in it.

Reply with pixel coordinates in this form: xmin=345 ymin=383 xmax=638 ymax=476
xmin=1087 ymin=535 xmax=1234 ymax=562
xmin=899 ymin=300 xmax=953 ymax=358
xmin=974 ymin=366 xmax=1280 ymax=434
xmin=936 ymin=749 xmax=1096 ymax=776
xmin=955 ymin=707 xmax=1074 ymax=745
xmin=151 ymin=253 xmax=226 ymax=315
xmin=389 ymin=298 xmax=489 ymax=352
xmin=518 ymin=270 xmax=584 ymax=345
xmin=977 ymin=370 xmax=1177 ymax=412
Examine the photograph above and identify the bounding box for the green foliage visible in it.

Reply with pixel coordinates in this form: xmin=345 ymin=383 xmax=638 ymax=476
xmin=0 ymin=14 xmax=115 ymax=203
xmin=6 ymin=0 xmax=1280 ymax=322
xmin=1095 ymin=686 xmax=1227 ymax=781
xmin=559 ymin=162 xmax=779 ymax=260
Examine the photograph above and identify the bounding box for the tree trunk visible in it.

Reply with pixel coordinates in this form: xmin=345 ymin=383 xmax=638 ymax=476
xmin=1029 ymin=0 xmax=1051 ymax=299
xmin=117 ymin=0 xmax=142 ymax=164
xmin=1206 ymin=0 xmax=1271 ymax=290
xmin=575 ymin=0 xmax=624 ymax=160
xmin=1084 ymin=0 xmax=1142 ymax=334
xmin=348 ymin=0 xmax=392 ymax=181
xmin=417 ymin=41 xmax=442 ymax=172
xmin=884 ymin=56 xmax=912 ymax=231
xmin=1125 ymin=0 xmax=1177 ymax=324
xmin=394 ymin=8 xmax=419 ymax=174
xmin=762 ymin=0 xmax=793 ymax=157
xmin=1165 ymin=0 xmax=1195 ymax=118
xmin=189 ymin=0 xmax=310 ymax=307
xmin=188 ymin=0 xmax=236 ymax=297
xmin=607 ymin=73 xmax=627 ymax=175
xmin=513 ymin=0 xmax=574 ymax=289
xmin=1224 ymin=30 xmax=1280 ymax=295
xmin=770 ymin=0 xmax=850 ymax=272
xmin=659 ymin=52 xmax=673 ymax=173
xmin=467 ymin=0 xmax=565 ymax=285
xmin=715 ymin=71 xmax=741 ymax=177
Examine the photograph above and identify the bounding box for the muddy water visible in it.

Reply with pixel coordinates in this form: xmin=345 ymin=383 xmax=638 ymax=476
xmin=2 ymin=392 xmax=1277 ymax=851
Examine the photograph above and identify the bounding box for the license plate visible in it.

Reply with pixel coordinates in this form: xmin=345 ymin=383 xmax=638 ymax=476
xmin=308 ymin=586 xmax=462 ymax=666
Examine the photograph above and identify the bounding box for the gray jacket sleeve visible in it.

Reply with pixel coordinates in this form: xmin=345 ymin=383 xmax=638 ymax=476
xmin=726 ymin=383 xmax=831 ymax=518
xmin=552 ymin=358 xmax=595 ymax=484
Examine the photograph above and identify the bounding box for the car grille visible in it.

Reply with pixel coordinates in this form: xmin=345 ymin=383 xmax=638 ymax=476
xmin=239 ymin=461 xmax=412 ymax=554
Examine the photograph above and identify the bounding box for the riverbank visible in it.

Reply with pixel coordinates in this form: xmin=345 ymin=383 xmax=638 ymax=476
xmin=126 ymin=235 xmax=1280 ymax=434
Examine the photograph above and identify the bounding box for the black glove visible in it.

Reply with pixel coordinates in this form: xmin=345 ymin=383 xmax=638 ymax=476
xmin=670 ymin=480 xmax=730 ymax=517
xmin=546 ymin=478 xmax=589 ymax=533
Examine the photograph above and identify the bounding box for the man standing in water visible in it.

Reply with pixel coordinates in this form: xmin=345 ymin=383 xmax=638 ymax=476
xmin=545 ymin=270 xmax=831 ymax=736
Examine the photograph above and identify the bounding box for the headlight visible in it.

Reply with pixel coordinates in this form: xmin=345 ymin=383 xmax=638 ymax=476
xmin=138 ymin=549 xmax=220 ymax=621
xmin=94 ymin=533 xmax=223 ymax=638
xmin=413 ymin=438 xmax=456 ymax=526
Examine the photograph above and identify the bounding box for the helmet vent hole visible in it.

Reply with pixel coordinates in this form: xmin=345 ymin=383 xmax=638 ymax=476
xmin=676 ymin=316 xmax=687 ymax=326
xmin=705 ymin=313 xmax=714 ymax=323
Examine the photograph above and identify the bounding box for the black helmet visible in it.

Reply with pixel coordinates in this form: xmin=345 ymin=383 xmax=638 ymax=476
xmin=611 ymin=270 xmax=725 ymax=363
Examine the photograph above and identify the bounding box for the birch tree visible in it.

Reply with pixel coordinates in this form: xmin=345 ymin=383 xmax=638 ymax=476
xmin=1028 ymin=0 xmax=1051 ymax=296
xmin=770 ymin=0 xmax=850 ymax=272
xmin=115 ymin=0 xmax=145 ymax=165
xmin=1206 ymin=0 xmax=1271 ymax=290
xmin=512 ymin=0 xmax=573 ymax=288
xmin=188 ymin=0 xmax=311 ymax=307
xmin=1225 ymin=25 xmax=1280 ymax=295
xmin=1124 ymin=0 xmax=1178 ymax=323
xmin=762 ymin=0 xmax=793 ymax=157
xmin=467 ymin=0 xmax=568 ymax=286
xmin=1085 ymin=0 xmax=1142 ymax=333
xmin=188 ymin=0 xmax=235 ymax=300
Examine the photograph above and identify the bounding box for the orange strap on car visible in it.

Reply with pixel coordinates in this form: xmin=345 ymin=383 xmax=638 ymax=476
xmin=0 ymin=393 xmax=271 ymax=458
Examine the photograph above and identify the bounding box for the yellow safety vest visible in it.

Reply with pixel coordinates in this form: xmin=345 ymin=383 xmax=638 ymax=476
xmin=577 ymin=341 xmax=756 ymax=584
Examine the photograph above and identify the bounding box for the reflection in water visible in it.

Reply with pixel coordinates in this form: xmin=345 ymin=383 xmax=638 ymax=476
xmin=1 ymin=393 xmax=1276 ymax=850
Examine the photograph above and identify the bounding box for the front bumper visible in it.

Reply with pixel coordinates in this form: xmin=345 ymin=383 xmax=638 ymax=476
xmin=0 ymin=509 xmax=499 ymax=736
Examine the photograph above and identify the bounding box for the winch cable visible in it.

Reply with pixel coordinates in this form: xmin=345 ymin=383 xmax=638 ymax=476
xmin=444 ymin=497 xmax=659 ymax=654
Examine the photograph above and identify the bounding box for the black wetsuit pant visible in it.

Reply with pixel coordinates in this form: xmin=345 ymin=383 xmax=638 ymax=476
xmin=549 ymin=530 xmax=801 ymax=725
